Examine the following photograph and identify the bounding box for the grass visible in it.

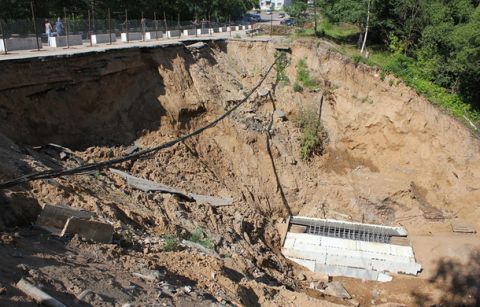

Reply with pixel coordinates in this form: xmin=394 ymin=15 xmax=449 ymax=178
xmin=189 ymin=228 xmax=213 ymax=249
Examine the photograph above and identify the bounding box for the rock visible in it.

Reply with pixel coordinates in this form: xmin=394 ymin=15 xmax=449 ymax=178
xmin=258 ymin=88 xmax=269 ymax=97
xmin=36 ymin=204 xmax=94 ymax=229
xmin=323 ymin=281 xmax=351 ymax=299
xmin=274 ymin=110 xmax=287 ymax=121
xmin=297 ymin=273 xmax=306 ymax=281
xmin=371 ymin=289 xmax=379 ymax=299
xmin=375 ymin=303 xmax=406 ymax=307
xmin=348 ymin=299 xmax=360 ymax=307
xmin=184 ymin=286 xmax=192 ymax=293
xmin=0 ymin=285 xmax=6 ymax=295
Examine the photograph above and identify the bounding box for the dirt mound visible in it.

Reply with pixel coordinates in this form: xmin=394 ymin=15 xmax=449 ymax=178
xmin=0 ymin=39 xmax=479 ymax=305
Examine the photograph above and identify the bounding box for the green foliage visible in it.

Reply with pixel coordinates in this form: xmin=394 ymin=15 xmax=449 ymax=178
xmin=162 ymin=235 xmax=180 ymax=252
xmin=297 ymin=105 xmax=326 ymax=160
xmin=189 ymin=228 xmax=213 ymax=249
xmin=296 ymin=58 xmax=318 ymax=90
xmin=352 ymin=54 xmax=366 ymax=66
xmin=285 ymin=0 xmax=309 ymax=24
xmin=379 ymin=71 xmax=385 ymax=81
xmin=275 ymin=51 xmax=290 ymax=84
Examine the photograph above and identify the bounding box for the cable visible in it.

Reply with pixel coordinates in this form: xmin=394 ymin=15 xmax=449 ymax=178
xmin=0 ymin=58 xmax=279 ymax=190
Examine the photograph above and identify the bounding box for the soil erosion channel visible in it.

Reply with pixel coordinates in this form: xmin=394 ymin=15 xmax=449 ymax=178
xmin=0 ymin=39 xmax=479 ymax=306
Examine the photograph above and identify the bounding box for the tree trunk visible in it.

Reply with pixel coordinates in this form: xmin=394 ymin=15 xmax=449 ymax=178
xmin=360 ymin=0 xmax=371 ymax=56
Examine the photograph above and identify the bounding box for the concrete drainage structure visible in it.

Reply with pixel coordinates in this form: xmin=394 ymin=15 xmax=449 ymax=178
xmin=282 ymin=216 xmax=422 ymax=282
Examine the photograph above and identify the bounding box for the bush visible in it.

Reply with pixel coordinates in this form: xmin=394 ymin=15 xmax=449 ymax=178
xmin=163 ymin=235 xmax=180 ymax=252
xmin=297 ymin=106 xmax=327 ymax=160
xmin=275 ymin=51 xmax=290 ymax=84
xmin=296 ymin=58 xmax=318 ymax=90
xmin=293 ymin=82 xmax=303 ymax=92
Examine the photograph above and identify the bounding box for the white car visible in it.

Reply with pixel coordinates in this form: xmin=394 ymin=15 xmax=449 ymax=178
xmin=266 ymin=9 xmax=272 ymax=15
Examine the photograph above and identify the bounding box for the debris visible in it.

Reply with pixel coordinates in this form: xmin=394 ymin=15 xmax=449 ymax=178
xmin=186 ymin=42 xmax=207 ymax=50
xmin=75 ymin=289 xmax=93 ymax=303
xmin=348 ymin=299 xmax=360 ymax=306
xmin=124 ymin=143 xmax=139 ymax=155
xmin=184 ymin=286 xmax=192 ymax=293
xmin=36 ymin=204 xmax=94 ymax=230
xmin=110 ymin=169 xmax=233 ymax=207
xmin=132 ymin=272 xmax=160 ymax=282
xmin=289 ymin=225 xmax=306 ymax=233
xmin=60 ymin=217 xmax=113 ymax=243
xmin=451 ymin=220 xmax=476 ymax=234
xmin=323 ymin=281 xmax=351 ymax=299
xmin=16 ymin=278 xmax=66 ymax=307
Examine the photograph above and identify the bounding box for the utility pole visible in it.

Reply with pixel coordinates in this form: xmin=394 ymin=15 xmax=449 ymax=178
xmin=30 ymin=1 xmax=40 ymax=51
xmin=108 ymin=8 xmax=112 ymax=45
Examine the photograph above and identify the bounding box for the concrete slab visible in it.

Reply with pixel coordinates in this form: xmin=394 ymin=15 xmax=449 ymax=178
xmin=183 ymin=29 xmax=197 ymax=36
xmin=36 ymin=204 xmax=94 ymax=229
xmin=145 ymin=31 xmax=163 ymax=40
xmin=91 ymin=34 xmax=116 ymax=45
xmin=0 ymin=37 xmax=41 ymax=52
xmin=451 ymin=220 xmax=476 ymax=233
xmin=121 ymin=32 xmax=143 ymax=42
xmin=61 ymin=217 xmax=113 ymax=243
xmin=166 ymin=30 xmax=181 ymax=38
xmin=49 ymin=35 xmax=83 ymax=48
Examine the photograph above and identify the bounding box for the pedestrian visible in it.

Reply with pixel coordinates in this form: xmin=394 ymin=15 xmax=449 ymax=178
xmin=45 ymin=19 xmax=53 ymax=37
xmin=55 ymin=17 xmax=64 ymax=36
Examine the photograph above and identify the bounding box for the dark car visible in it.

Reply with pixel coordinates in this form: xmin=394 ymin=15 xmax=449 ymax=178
xmin=280 ymin=18 xmax=295 ymax=26
xmin=279 ymin=12 xmax=285 ymax=18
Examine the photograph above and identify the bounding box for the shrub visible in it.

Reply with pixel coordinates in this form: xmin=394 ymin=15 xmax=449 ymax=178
xmin=189 ymin=228 xmax=213 ymax=249
xmin=163 ymin=235 xmax=179 ymax=252
xmin=297 ymin=106 xmax=327 ymax=160
xmin=293 ymin=82 xmax=303 ymax=92
xmin=296 ymin=59 xmax=318 ymax=90
xmin=275 ymin=51 xmax=290 ymax=84
xmin=380 ymin=71 xmax=386 ymax=81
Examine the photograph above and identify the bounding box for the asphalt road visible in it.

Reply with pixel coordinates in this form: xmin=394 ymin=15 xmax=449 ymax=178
xmin=257 ymin=12 xmax=288 ymax=25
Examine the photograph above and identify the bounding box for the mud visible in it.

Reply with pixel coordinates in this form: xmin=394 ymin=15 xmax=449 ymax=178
xmin=0 ymin=38 xmax=479 ymax=306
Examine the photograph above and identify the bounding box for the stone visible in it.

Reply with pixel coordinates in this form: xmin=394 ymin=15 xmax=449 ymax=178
xmin=297 ymin=273 xmax=306 ymax=281
xmin=274 ymin=110 xmax=287 ymax=121
xmin=348 ymin=299 xmax=360 ymax=307
xmin=323 ymin=281 xmax=351 ymax=299
xmin=60 ymin=217 xmax=113 ymax=243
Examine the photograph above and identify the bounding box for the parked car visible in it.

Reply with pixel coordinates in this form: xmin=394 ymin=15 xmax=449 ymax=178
xmin=251 ymin=14 xmax=261 ymax=22
xmin=279 ymin=12 xmax=285 ymax=18
xmin=265 ymin=9 xmax=272 ymax=15
xmin=280 ymin=18 xmax=295 ymax=26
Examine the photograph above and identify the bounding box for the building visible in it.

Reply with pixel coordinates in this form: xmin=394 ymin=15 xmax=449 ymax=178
xmin=259 ymin=0 xmax=292 ymax=10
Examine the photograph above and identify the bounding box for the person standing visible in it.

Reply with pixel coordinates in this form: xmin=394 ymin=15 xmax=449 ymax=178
xmin=55 ymin=17 xmax=64 ymax=36
xmin=45 ymin=19 xmax=53 ymax=37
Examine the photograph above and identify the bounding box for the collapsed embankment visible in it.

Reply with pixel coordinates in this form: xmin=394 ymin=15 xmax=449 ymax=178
xmin=0 ymin=39 xmax=479 ymax=306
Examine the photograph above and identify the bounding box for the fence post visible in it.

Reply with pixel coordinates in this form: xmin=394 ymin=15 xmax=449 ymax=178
xmin=30 ymin=1 xmax=40 ymax=51
xmin=64 ymin=7 xmax=70 ymax=48
xmin=0 ymin=19 xmax=7 ymax=54
xmin=108 ymin=8 xmax=112 ymax=45
xmin=229 ymin=16 xmax=232 ymax=37
xmin=88 ymin=10 xmax=92 ymax=46
xmin=125 ymin=9 xmax=129 ymax=43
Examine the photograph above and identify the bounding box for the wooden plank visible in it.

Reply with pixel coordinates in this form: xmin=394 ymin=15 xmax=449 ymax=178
xmin=16 ymin=278 xmax=66 ymax=307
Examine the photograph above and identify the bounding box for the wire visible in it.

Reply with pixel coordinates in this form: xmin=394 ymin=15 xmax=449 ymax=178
xmin=0 ymin=58 xmax=279 ymax=190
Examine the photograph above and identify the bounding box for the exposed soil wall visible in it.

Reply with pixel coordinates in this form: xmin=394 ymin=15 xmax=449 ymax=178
xmin=0 ymin=39 xmax=479 ymax=306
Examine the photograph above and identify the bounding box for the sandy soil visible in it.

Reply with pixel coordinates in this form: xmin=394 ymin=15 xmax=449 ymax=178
xmin=0 ymin=39 xmax=479 ymax=306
